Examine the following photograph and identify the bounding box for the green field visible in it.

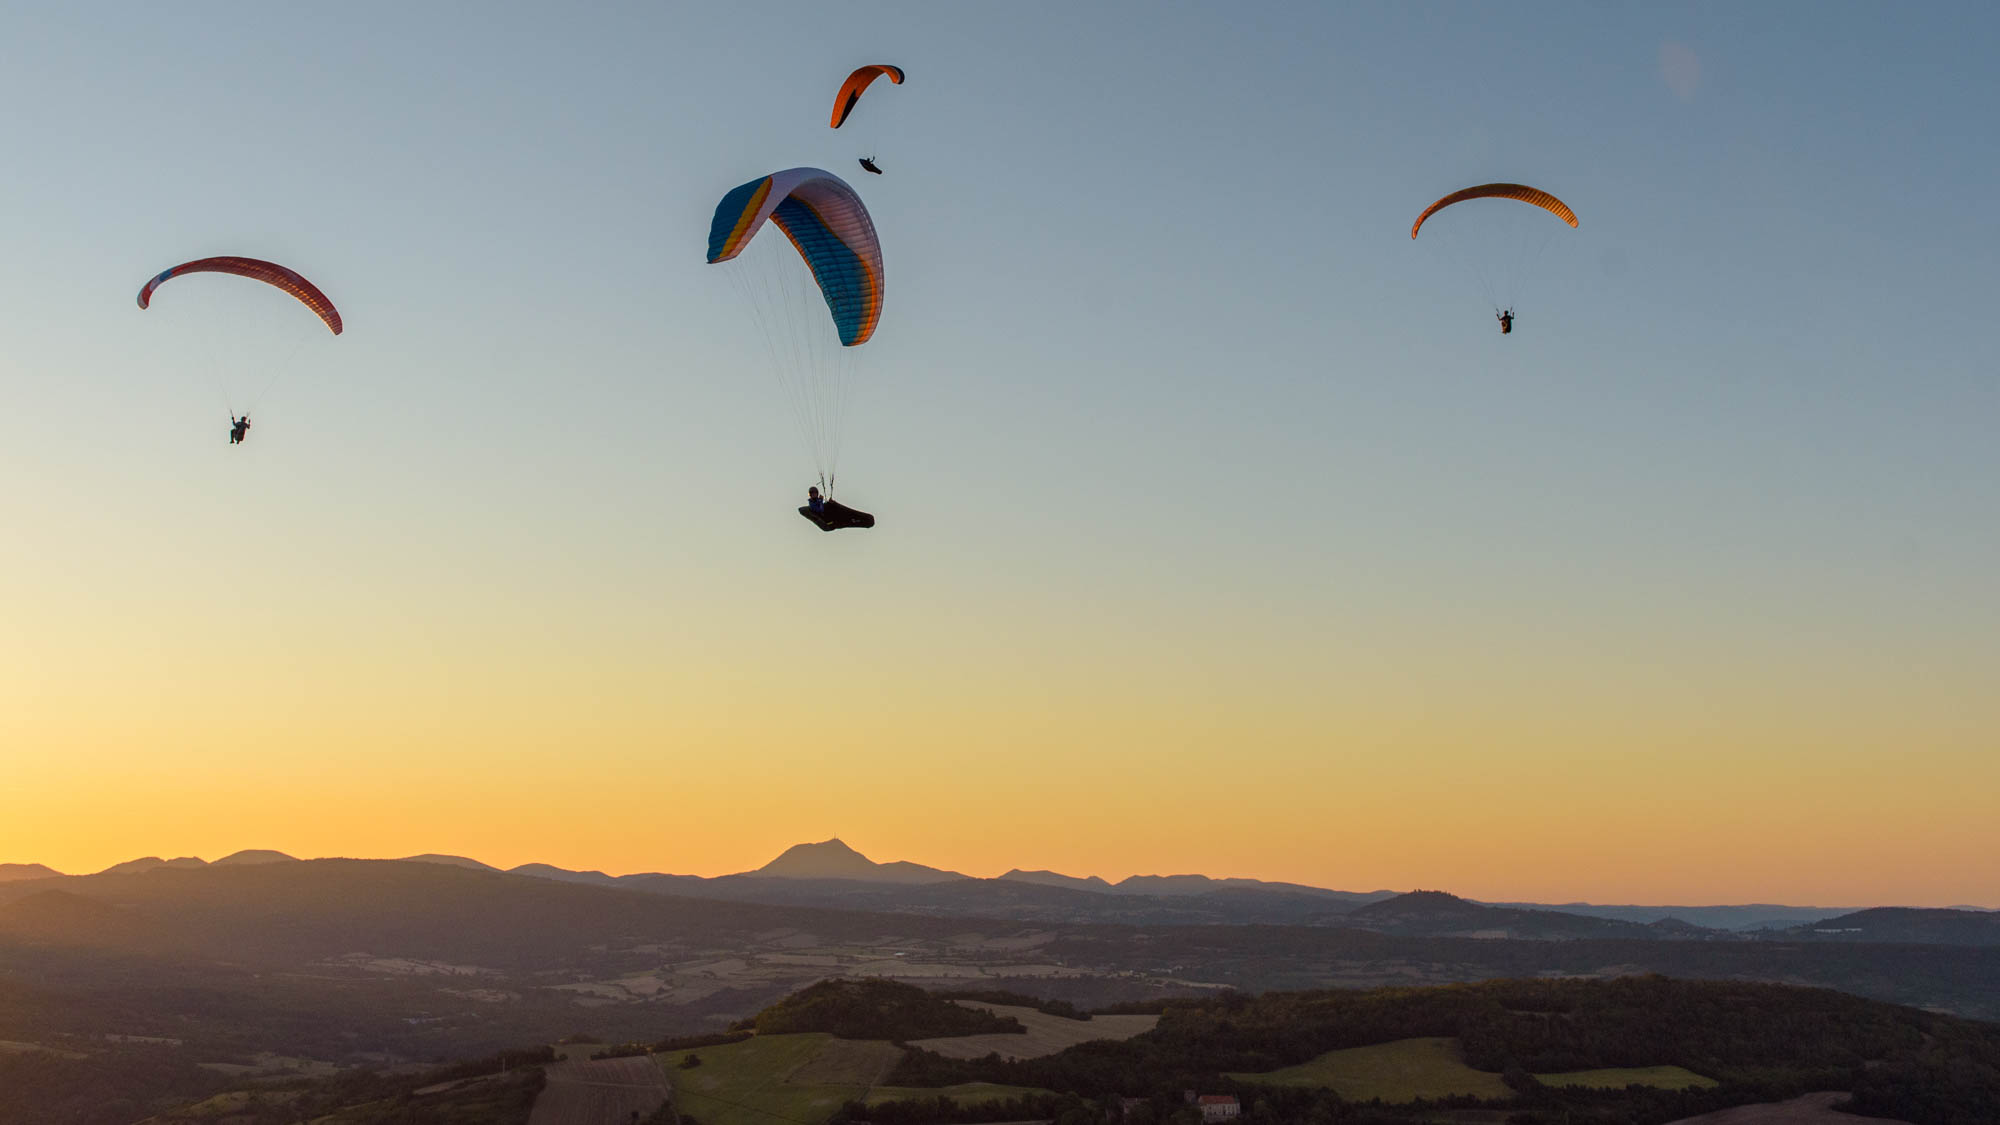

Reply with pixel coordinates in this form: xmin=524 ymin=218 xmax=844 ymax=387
xmin=1532 ymin=1065 xmax=1715 ymax=1090
xmin=661 ymin=1033 xmax=1042 ymax=1125
xmin=1230 ymin=1037 xmax=1512 ymax=1102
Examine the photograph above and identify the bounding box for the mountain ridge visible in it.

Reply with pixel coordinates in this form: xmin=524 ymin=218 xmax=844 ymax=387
xmin=748 ymin=838 xmax=966 ymax=884
xmin=0 ymin=862 xmax=64 ymax=882
xmin=9 ymin=842 xmax=1990 ymax=927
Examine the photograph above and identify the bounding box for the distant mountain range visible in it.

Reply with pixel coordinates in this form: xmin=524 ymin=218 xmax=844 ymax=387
xmin=6 ymin=858 xmax=2000 ymax=1034
xmin=7 ymin=838 xmax=1991 ymax=937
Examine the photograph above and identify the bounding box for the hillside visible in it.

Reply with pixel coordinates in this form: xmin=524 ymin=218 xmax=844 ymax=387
xmin=4 ymin=1044 xmax=552 ymax=1125
xmin=397 ymin=853 xmax=501 ymax=872
xmin=0 ymin=863 xmax=62 ymax=884
xmin=660 ymin=1031 xmax=1046 ymax=1125
xmin=1778 ymin=907 xmax=2000 ymax=947
xmin=751 ymin=978 xmax=1022 ymax=1040
xmin=879 ymin=976 xmax=2000 ymax=1124
xmin=96 ymin=856 xmax=206 ymax=876
xmin=19 ymin=972 xmax=2000 ymax=1125
xmin=0 ymin=889 xmax=156 ymax=947
xmin=210 ymin=850 xmax=298 ymax=867
xmin=1345 ymin=889 xmax=1703 ymax=940
xmin=749 ymin=839 xmax=967 ymax=884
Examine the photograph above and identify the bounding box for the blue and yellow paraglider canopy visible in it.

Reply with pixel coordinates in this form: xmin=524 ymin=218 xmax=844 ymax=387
xmin=707 ymin=167 xmax=884 ymax=347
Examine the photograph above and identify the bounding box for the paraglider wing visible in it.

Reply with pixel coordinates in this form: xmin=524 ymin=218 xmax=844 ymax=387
xmin=137 ymin=257 xmax=342 ymax=335
xmin=830 ymin=64 xmax=904 ymax=129
xmin=1410 ymin=184 xmax=1578 ymax=240
xmin=707 ymin=168 xmax=884 ymax=346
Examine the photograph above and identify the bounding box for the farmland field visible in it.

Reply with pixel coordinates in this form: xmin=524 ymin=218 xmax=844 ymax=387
xmin=663 ymin=1033 xmax=1043 ymax=1125
xmin=1536 ymin=1065 xmax=1716 ymax=1090
xmin=529 ymin=1054 xmax=668 ymax=1125
xmin=1230 ymin=1037 xmax=1512 ymax=1101
xmin=909 ymin=1001 xmax=1160 ymax=1061
xmin=864 ymin=1081 xmax=1046 ymax=1107
xmin=786 ymin=1036 xmax=903 ymax=1087
xmin=0 ymin=1040 xmax=86 ymax=1058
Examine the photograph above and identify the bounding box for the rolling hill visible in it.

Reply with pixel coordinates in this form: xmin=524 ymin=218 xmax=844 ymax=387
xmin=1776 ymin=906 xmax=2000 ymax=946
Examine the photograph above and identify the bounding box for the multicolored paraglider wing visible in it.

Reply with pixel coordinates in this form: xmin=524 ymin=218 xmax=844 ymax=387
xmin=708 ymin=168 xmax=884 ymax=347
xmin=830 ymin=64 xmax=904 ymax=129
xmin=1410 ymin=184 xmax=1578 ymax=239
xmin=137 ymin=257 xmax=343 ymax=335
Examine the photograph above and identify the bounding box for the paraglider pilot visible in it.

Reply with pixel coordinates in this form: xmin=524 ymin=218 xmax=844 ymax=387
xmin=229 ymin=414 xmax=252 ymax=444
xmin=798 ymin=485 xmax=875 ymax=531
xmin=1496 ymin=309 xmax=1514 ymax=335
xmin=858 ymin=157 xmax=883 ymax=175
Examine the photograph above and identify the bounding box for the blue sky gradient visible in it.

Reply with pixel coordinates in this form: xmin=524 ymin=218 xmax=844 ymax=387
xmin=3 ymin=3 xmax=1996 ymax=900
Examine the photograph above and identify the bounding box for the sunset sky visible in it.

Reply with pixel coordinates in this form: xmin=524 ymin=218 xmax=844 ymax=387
xmin=3 ymin=3 xmax=1996 ymax=907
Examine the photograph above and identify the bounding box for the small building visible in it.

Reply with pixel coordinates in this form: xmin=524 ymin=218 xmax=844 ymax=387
xmin=1196 ymin=1095 xmax=1239 ymax=1123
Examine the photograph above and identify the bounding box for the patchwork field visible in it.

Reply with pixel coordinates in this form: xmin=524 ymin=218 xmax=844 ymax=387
xmin=530 ymin=1054 xmax=669 ymax=1125
xmin=0 ymin=1039 xmax=86 ymax=1058
xmin=1536 ymin=1065 xmax=1716 ymax=1090
xmin=908 ymin=1001 xmax=1160 ymax=1061
xmin=787 ymin=1036 xmax=903 ymax=1087
xmin=1231 ymin=1037 xmax=1511 ymax=1101
xmin=661 ymin=1033 xmax=1043 ymax=1125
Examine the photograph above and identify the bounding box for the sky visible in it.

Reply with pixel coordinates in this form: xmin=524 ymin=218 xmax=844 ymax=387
xmin=2 ymin=2 xmax=1996 ymax=907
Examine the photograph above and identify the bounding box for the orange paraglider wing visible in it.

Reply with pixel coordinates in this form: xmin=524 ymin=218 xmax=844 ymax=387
xmin=831 ymin=64 xmax=904 ymax=129
xmin=1411 ymin=184 xmax=1578 ymax=240
xmin=137 ymin=257 xmax=342 ymax=335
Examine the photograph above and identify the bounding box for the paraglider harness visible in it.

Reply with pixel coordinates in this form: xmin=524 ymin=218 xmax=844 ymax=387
xmin=799 ymin=475 xmax=876 ymax=532
xmin=858 ymin=156 xmax=883 ymax=175
xmin=229 ymin=415 xmax=251 ymax=444
xmin=1496 ymin=308 xmax=1514 ymax=335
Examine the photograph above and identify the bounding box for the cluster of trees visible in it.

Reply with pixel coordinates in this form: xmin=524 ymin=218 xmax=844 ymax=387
xmin=0 ymin=1045 xmax=224 ymax=1125
xmin=1846 ymin=1017 xmax=2000 ymax=1122
xmin=748 ymin=979 xmax=1025 ymax=1041
xmin=0 ymin=1038 xmax=559 ymax=1125
xmin=653 ymin=1029 xmax=754 ymax=1052
xmin=856 ymin=1066 xmax=1916 ymax=1125
xmin=580 ymin=1029 xmax=755 ymax=1060
xmin=1452 ymin=977 xmax=1925 ymax=1073
xmin=417 ymin=1045 xmax=556 ymax=1084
